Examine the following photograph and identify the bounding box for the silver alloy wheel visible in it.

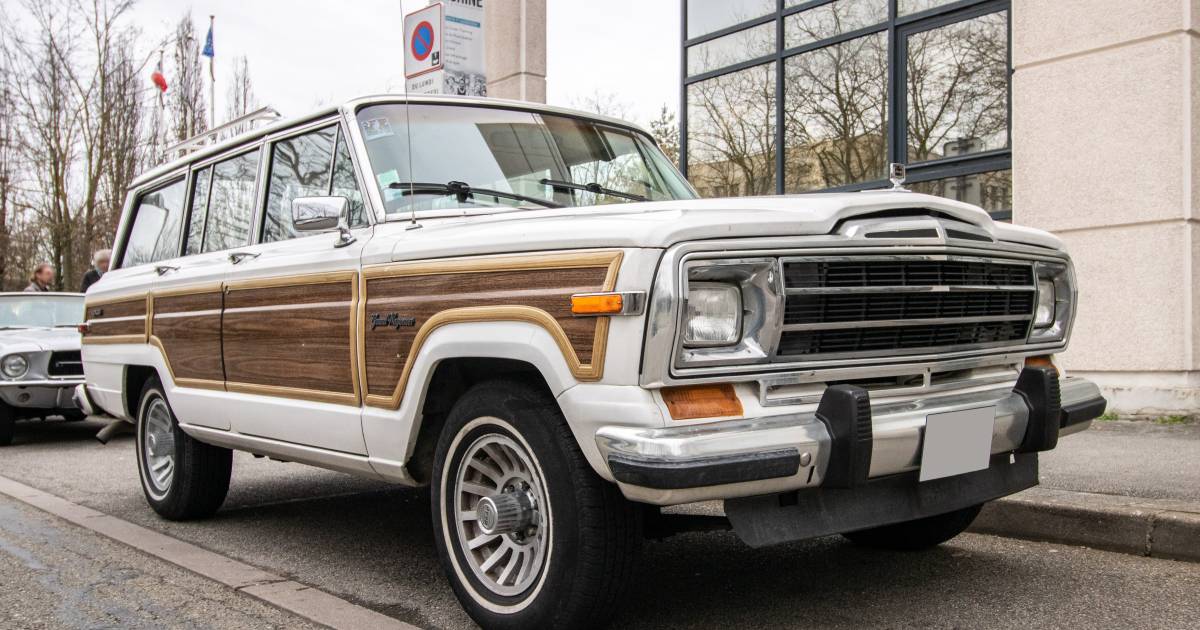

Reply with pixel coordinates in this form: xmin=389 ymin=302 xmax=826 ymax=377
xmin=453 ymin=431 xmax=550 ymax=598
xmin=142 ymin=398 xmax=176 ymax=499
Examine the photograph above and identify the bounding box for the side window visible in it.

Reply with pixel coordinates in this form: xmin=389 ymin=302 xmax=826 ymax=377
xmin=263 ymin=126 xmax=337 ymax=242
xmin=202 ymin=149 xmax=261 ymax=253
xmin=185 ymin=166 xmax=212 ymax=255
xmin=331 ymin=130 xmax=366 ymax=227
xmin=120 ymin=178 xmax=187 ymax=269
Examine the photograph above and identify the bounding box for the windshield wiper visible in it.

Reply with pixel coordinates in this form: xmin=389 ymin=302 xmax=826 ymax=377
xmin=539 ymin=178 xmax=647 ymax=202
xmin=388 ymin=181 xmax=562 ymax=209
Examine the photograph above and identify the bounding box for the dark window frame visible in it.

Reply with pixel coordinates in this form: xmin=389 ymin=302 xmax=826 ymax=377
xmin=680 ymin=0 xmax=1012 ymax=219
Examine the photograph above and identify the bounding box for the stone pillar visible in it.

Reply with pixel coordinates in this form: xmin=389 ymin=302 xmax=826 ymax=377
xmin=485 ymin=0 xmax=547 ymax=102
xmin=1012 ymin=1 xmax=1200 ymax=414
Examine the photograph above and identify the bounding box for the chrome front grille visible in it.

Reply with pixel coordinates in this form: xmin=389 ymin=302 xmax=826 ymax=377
xmin=777 ymin=256 xmax=1037 ymax=360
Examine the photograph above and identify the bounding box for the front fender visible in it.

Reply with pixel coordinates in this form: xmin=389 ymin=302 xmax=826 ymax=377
xmin=361 ymin=319 xmax=584 ymax=476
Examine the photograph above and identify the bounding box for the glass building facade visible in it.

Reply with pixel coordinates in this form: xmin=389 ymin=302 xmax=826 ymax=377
xmin=681 ymin=0 xmax=1012 ymax=218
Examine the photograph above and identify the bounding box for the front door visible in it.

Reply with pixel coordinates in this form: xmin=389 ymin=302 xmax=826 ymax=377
xmin=219 ymin=122 xmax=372 ymax=454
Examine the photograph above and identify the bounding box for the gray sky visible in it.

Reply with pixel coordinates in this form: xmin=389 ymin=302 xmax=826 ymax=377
xmin=129 ymin=0 xmax=680 ymax=126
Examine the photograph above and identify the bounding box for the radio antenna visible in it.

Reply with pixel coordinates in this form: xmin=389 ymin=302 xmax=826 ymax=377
xmin=400 ymin=0 xmax=422 ymax=230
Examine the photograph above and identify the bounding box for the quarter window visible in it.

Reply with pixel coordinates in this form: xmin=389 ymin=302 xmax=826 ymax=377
xmin=202 ymin=149 xmax=260 ymax=253
xmin=120 ymin=178 xmax=187 ymax=268
xmin=185 ymin=166 xmax=212 ymax=255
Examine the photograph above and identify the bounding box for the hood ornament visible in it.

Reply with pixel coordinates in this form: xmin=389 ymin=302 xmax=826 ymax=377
xmin=888 ymin=163 xmax=909 ymax=191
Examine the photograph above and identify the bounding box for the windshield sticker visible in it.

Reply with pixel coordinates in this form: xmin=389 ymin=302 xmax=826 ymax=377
xmin=377 ymin=169 xmax=404 ymax=201
xmin=361 ymin=117 xmax=394 ymax=141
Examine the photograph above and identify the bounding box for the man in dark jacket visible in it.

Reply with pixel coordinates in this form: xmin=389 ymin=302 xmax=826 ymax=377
xmin=80 ymin=249 xmax=111 ymax=293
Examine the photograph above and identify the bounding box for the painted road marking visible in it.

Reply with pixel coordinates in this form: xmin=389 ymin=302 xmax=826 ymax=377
xmin=0 ymin=474 xmax=418 ymax=630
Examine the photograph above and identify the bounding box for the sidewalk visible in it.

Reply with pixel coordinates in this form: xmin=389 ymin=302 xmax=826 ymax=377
xmin=971 ymin=420 xmax=1200 ymax=561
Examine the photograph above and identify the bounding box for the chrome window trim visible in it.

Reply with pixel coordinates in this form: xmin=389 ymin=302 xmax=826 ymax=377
xmin=640 ymin=234 xmax=1072 ymax=389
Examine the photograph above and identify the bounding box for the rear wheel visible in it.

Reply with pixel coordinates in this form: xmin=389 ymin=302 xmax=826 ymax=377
xmin=0 ymin=403 xmax=13 ymax=447
xmin=842 ymin=503 xmax=983 ymax=551
xmin=135 ymin=378 xmax=232 ymax=520
xmin=431 ymin=380 xmax=640 ymax=630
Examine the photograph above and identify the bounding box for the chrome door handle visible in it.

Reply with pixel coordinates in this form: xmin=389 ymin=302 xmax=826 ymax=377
xmin=228 ymin=251 xmax=260 ymax=264
xmin=154 ymin=264 xmax=179 ymax=276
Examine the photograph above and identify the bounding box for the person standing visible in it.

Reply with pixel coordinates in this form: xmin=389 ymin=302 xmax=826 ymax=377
xmin=24 ymin=263 xmax=54 ymax=292
xmin=80 ymin=249 xmax=111 ymax=293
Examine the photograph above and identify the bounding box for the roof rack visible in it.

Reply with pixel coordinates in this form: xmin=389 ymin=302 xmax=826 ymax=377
xmin=161 ymin=106 xmax=283 ymax=161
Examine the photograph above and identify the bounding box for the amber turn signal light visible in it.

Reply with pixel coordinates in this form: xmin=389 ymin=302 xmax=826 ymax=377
xmin=661 ymin=384 xmax=743 ymax=421
xmin=1024 ymin=355 xmax=1058 ymax=374
xmin=571 ymin=293 xmax=623 ymax=315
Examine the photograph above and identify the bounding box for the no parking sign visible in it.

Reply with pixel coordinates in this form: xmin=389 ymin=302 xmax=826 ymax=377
xmin=404 ymin=3 xmax=442 ymax=79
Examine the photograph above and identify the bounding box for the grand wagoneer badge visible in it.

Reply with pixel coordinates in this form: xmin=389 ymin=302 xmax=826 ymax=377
xmin=370 ymin=313 xmax=416 ymax=330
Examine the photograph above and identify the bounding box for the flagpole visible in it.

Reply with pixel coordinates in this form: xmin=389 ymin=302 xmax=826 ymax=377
xmin=208 ymin=15 xmax=216 ymax=129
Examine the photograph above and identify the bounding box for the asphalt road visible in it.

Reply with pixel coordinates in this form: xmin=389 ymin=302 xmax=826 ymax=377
xmin=1 ymin=418 xmax=1198 ymax=629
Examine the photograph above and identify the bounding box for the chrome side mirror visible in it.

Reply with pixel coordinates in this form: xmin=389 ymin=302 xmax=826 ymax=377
xmin=292 ymin=196 xmax=356 ymax=248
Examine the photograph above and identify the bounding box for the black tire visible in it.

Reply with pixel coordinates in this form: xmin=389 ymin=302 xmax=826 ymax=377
xmin=431 ymin=380 xmax=640 ymax=630
xmin=0 ymin=403 xmax=13 ymax=447
xmin=135 ymin=378 xmax=232 ymax=520
xmin=842 ymin=503 xmax=983 ymax=551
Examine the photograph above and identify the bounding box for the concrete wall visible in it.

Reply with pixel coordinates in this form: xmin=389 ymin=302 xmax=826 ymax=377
xmin=1012 ymin=0 xmax=1200 ymax=414
xmin=485 ymin=0 xmax=546 ymax=102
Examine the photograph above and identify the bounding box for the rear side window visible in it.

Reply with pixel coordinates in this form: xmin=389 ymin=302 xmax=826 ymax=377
xmin=120 ymin=178 xmax=187 ymax=268
xmin=263 ymin=125 xmax=338 ymax=242
xmin=202 ymin=149 xmax=261 ymax=252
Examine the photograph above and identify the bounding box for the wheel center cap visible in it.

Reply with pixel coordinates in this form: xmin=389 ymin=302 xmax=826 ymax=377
xmin=476 ymin=490 xmax=534 ymax=536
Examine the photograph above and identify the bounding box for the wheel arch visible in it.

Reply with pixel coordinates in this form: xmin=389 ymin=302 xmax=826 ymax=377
xmin=364 ymin=319 xmax=584 ymax=484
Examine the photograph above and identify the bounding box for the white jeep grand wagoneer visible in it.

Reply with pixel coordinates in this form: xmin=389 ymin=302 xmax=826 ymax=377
xmin=77 ymin=95 xmax=1106 ymax=629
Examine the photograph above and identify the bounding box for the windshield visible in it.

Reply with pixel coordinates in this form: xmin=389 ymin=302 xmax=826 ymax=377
xmin=0 ymin=295 xmax=84 ymax=329
xmin=356 ymin=104 xmax=695 ymax=216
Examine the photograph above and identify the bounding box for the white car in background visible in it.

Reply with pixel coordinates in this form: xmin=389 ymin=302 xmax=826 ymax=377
xmin=0 ymin=292 xmax=87 ymax=446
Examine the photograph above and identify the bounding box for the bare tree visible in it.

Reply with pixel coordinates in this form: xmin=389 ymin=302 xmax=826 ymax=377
xmin=170 ymin=13 xmax=207 ymax=143
xmin=569 ymin=90 xmax=633 ymax=120
xmin=226 ymin=55 xmax=256 ymax=119
xmin=648 ymin=105 xmax=679 ymax=167
xmin=0 ymin=0 xmax=152 ymax=289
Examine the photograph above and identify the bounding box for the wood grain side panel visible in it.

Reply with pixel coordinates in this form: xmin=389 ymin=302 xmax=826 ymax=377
xmin=84 ymin=296 xmax=147 ymax=340
xmin=363 ymin=266 xmax=608 ymax=398
xmin=223 ymin=281 xmax=355 ymax=394
xmin=152 ymin=292 xmax=223 ymax=382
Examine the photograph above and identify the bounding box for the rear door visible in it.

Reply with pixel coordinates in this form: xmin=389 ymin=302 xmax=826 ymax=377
xmin=218 ymin=120 xmax=372 ymax=454
xmin=148 ymin=146 xmax=264 ymax=429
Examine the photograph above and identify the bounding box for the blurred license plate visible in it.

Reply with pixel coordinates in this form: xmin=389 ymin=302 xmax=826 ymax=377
xmin=919 ymin=406 xmax=996 ymax=482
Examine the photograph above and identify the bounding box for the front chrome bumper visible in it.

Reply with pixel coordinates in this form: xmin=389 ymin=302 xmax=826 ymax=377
xmin=0 ymin=379 xmax=83 ymax=410
xmin=595 ymin=370 xmax=1105 ymax=505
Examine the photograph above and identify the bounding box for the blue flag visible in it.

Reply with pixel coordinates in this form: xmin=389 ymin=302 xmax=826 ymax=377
xmin=202 ymin=24 xmax=214 ymax=58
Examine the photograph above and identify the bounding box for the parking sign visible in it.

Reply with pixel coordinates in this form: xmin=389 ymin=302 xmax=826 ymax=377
xmin=404 ymin=3 xmax=442 ymax=79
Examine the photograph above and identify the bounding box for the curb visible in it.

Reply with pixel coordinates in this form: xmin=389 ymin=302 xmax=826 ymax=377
xmin=0 ymin=474 xmax=419 ymax=630
xmin=969 ymin=487 xmax=1200 ymax=562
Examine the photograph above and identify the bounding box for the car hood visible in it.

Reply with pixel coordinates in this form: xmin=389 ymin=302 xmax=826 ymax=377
xmin=0 ymin=327 xmax=82 ymax=353
xmin=384 ymin=192 xmax=1063 ymax=261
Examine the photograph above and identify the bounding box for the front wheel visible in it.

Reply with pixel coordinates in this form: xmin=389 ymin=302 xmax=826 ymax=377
xmin=135 ymin=378 xmax=232 ymax=520
xmin=842 ymin=503 xmax=983 ymax=551
xmin=431 ymin=380 xmax=641 ymax=630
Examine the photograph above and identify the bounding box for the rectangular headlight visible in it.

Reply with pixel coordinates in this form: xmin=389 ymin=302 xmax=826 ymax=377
xmin=683 ymin=283 xmax=741 ymax=347
xmin=1028 ymin=261 xmax=1074 ymax=344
